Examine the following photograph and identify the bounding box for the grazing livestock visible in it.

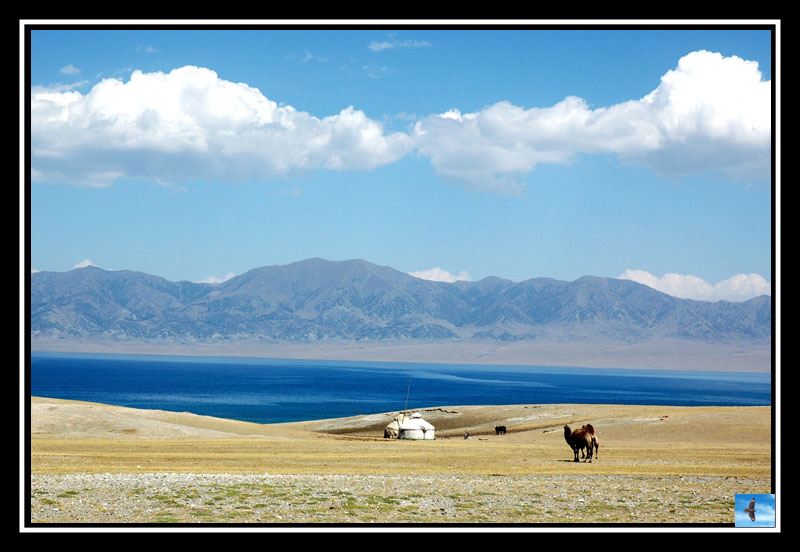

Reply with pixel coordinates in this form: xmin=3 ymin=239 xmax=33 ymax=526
xmin=494 ymin=425 xmax=507 ymax=435
xmin=563 ymin=425 xmax=594 ymax=462
xmin=580 ymin=424 xmax=599 ymax=459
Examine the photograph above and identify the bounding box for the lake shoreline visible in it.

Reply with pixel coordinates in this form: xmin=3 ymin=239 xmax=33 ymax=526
xmin=29 ymin=337 xmax=772 ymax=372
xmin=30 ymin=352 xmax=771 ymax=426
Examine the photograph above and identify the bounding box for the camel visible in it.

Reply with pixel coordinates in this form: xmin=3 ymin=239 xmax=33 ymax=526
xmin=579 ymin=424 xmax=599 ymax=459
xmin=564 ymin=425 xmax=594 ymax=462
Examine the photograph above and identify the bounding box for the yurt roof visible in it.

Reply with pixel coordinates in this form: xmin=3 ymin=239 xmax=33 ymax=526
xmin=399 ymin=412 xmax=434 ymax=429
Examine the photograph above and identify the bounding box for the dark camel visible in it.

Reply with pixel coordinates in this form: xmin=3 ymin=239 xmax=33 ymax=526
xmin=563 ymin=425 xmax=594 ymax=462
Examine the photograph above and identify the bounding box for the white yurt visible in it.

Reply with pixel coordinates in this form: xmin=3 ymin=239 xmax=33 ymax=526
xmin=383 ymin=413 xmax=408 ymax=439
xmin=397 ymin=412 xmax=435 ymax=440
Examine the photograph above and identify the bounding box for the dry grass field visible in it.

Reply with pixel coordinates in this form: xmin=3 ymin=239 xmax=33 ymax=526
xmin=27 ymin=397 xmax=773 ymax=525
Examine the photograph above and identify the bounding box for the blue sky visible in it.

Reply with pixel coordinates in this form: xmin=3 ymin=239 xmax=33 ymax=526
xmin=26 ymin=25 xmax=776 ymax=302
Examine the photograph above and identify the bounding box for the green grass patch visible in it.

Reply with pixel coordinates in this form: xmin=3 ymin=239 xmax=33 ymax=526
xmin=153 ymin=512 xmax=182 ymax=523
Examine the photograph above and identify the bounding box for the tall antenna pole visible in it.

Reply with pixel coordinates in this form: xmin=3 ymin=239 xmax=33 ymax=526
xmin=403 ymin=377 xmax=411 ymax=416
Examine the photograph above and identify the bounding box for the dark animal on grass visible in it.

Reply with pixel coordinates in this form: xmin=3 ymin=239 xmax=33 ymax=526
xmin=495 ymin=425 xmax=507 ymax=435
xmin=579 ymin=424 xmax=599 ymax=459
xmin=563 ymin=425 xmax=594 ymax=462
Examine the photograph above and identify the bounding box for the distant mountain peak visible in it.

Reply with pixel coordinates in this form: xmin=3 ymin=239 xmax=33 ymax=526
xmin=30 ymin=258 xmax=771 ymax=346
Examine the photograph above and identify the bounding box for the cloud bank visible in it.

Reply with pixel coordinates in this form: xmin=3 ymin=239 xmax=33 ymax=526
xmin=31 ymin=50 xmax=770 ymax=191
xmin=409 ymin=266 xmax=770 ymax=301
xmin=31 ymin=66 xmax=413 ymax=187
xmin=618 ymin=269 xmax=770 ymax=302
xmin=412 ymin=50 xmax=770 ymax=191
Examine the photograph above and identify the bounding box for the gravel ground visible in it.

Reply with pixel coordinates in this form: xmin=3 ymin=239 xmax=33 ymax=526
xmin=28 ymin=472 xmax=765 ymax=526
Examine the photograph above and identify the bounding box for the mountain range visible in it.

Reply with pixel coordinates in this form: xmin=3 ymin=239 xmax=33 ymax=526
xmin=30 ymin=258 xmax=771 ymax=347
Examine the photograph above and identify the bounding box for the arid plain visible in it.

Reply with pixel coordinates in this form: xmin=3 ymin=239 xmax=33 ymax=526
xmin=28 ymin=396 xmax=772 ymax=525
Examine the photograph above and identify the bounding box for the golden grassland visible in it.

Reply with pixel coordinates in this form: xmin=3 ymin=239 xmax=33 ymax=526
xmin=30 ymin=398 xmax=771 ymax=477
xmin=28 ymin=397 xmax=774 ymax=524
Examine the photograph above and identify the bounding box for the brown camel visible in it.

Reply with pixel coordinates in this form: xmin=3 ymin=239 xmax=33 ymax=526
xmin=564 ymin=424 xmax=594 ymax=462
xmin=580 ymin=424 xmax=599 ymax=459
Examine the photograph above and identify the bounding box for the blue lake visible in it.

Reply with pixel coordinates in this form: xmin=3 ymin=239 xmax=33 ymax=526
xmin=29 ymin=352 xmax=771 ymax=424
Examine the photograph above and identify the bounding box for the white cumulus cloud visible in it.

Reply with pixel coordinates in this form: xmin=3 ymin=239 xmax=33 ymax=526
xmin=409 ymin=267 xmax=472 ymax=283
xmin=31 ymin=65 xmax=413 ymax=187
xmin=412 ymin=50 xmax=770 ymax=192
xmin=30 ymin=51 xmax=770 ymax=192
xmin=618 ymin=269 xmax=770 ymax=302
